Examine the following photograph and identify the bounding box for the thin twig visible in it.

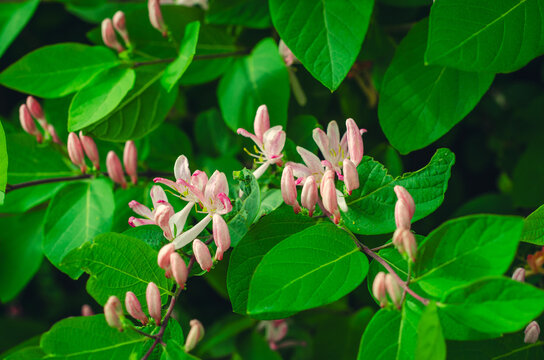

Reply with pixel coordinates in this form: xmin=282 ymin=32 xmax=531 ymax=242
xmin=130 ymin=326 xmax=159 ymax=340
xmin=132 ymin=50 xmax=250 ymax=68
xmin=370 ymin=242 xmax=394 ymax=252
xmin=5 ymin=174 xmax=92 ymax=192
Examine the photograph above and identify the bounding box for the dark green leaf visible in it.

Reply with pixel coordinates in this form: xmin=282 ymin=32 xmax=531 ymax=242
xmin=415 ymin=302 xmax=445 ymax=360
xmin=0 ymin=120 xmax=7 ymax=204
xmin=378 ymin=0 xmax=432 ymax=7
xmin=194 ymin=109 xmax=240 ymax=157
xmin=513 ymin=143 xmax=544 ymax=207
xmin=269 ymin=0 xmax=374 ymax=90
xmin=0 ymin=43 xmax=120 ymax=98
xmin=161 ymin=340 xmax=200 ymax=360
xmin=196 ymin=315 xmax=254 ymax=358
xmin=0 ymin=0 xmax=39 ymax=59
xmin=236 ymin=332 xmax=282 ymax=360
xmin=146 ymin=122 xmax=193 ymax=172
xmin=207 ymin=0 xmax=271 ymax=28
xmin=447 ymin=332 xmax=544 ymax=359
xmin=379 ymin=19 xmax=494 ymax=154
xmin=521 ymin=204 xmax=544 ymax=245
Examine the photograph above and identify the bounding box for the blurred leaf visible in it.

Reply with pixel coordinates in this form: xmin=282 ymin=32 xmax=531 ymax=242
xmin=269 ymin=0 xmax=374 ymax=91
xmin=43 ymin=178 xmax=114 ymax=279
xmin=161 ymin=340 xmax=200 ymax=360
xmin=287 ymin=115 xmax=319 ymax=153
xmin=378 ymin=0 xmax=431 ymax=7
xmin=207 ymin=0 xmax=271 ymax=28
xmin=111 ymin=186 xmax=144 ymax=233
xmin=236 ymin=332 xmax=281 ymax=360
xmin=426 ymin=0 xmax=544 ymax=72
xmin=521 ymin=204 xmax=544 ymax=245
xmin=227 ymin=169 xmax=261 ymax=247
xmin=4 ymin=346 xmax=45 ymax=360
xmin=0 ymin=0 xmax=39 ymax=59
xmin=194 ymin=109 xmax=240 ymax=157
xmin=415 ymin=302 xmax=445 ymax=360
xmin=65 ymin=1 xmax=144 ymax=23
xmin=379 ymin=19 xmax=494 ymax=154
xmin=513 ymin=143 xmax=544 ymax=207
xmin=452 ymin=193 xmax=515 ymax=218
xmin=196 ymin=315 xmax=254 ymax=358
xmin=0 ymin=121 xmax=6 ymax=204
xmin=68 ymin=67 xmax=136 ymax=131
xmin=146 ymin=123 xmax=193 ymax=172
xmin=218 ymin=38 xmax=289 ymax=133
xmin=447 ymin=332 xmax=544 ymax=359
xmin=0 ymin=43 xmax=119 ymax=98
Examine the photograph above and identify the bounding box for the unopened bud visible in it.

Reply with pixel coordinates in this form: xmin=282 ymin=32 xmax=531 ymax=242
xmin=393 ymin=228 xmax=417 ymax=262
xmin=170 ymin=252 xmax=188 ymax=289
xmin=158 ymin=243 xmax=175 ymax=270
xmin=79 ymin=132 xmax=100 ymax=169
xmin=254 ymin=105 xmax=270 ymax=143
xmin=67 ymin=132 xmax=87 ymax=173
xmin=385 ymin=274 xmax=402 ymax=308
xmin=346 ymin=118 xmax=364 ymax=166
xmin=321 ymin=170 xmax=340 ymax=224
xmin=279 ymin=40 xmax=298 ymax=67
xmin=125 ymin=291 xmax=148 ymax=325
xmin=524 ymin=321 xmax=540 ymax=344
xmin=395 ymin=200 xmax=412 ymax=230
xmin=123 ymin=140 xmax=138 ymax=184
xmin=154 ymin=203 xmax=175 ymax=240
xmin=19 ymin=104 xmax=42 ymax=143
xmin=185 ymin=319 xmax=205 ymax=352
xmin=193 ymin=239 xmax=213 ymax=272
xmin=81 ymin=304 xmax=94 ymax=316
xmin=101 ymin=18 xmax=124 ymax=52
xmin=26 ymin=96 xmax=45 ymax=123
xmin=372 ymin=272 xmax=388 ymax=307
xmin=104 ymin=295 xmax=123 ymax=331
xmin=281 ymin=166 xmax=301 ymax=214
xmin=148 ymin=0 xmax=167 ymax=36
xmin=146 ymin=282 xmax=162 ymax=325
xmin=113 ymin=11 xmax=130 ymax=45
xmin=212 ymin=214 xmax=230 ymax=261
xmin=106 ymin=151 xmax=127 ymax=188
xmin=512 ymin=267 xmax=526 ymax=282
xmin=343 ymin=158 xmax=359 ymax=195
xmin=394 ymin=185 xmax=415 ymax=219
xmin=47 ymin=124 xmax=62 ymax=144
xmin=301 ymin=175 xmax=318 ymax=216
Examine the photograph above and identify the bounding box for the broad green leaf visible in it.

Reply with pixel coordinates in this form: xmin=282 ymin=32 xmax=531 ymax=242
xmin=439 ymin=277 xmax=544 ymax=334
xmin=0 ymin=43 xmax=119 ymax=98
xmin=161 ymin=21 xmax=200 ymax=92
xmin=194 ymin=109 xmax=240 ymax=157
xmin=0 ymin=0 xmax=39 ymax=59
xmin=207 ymin=0 xmax=271 ymax=28
xmin=256 ymin=189 xmax=283 ymax=218
xmin=236 ymin=332 xmax=282 ymax=360
xmin=66 ymin=1 xmax=145 ymax=23
xmin=62 ymin=232 xmax=173 ymax=306
xmin=425 ymin=0 xmax=544 ymax=73
xmin=4 ymin=346 xmax=45 ymax=360
xmin=379 ymin=19 xmax=494 ymax=154
xmin=521 ymin=204 xmax=544 ymax=245
xmin=413 ymin=215 xmax=524 ymax=297
xmin=269 ymin=0 xmax=374 ymax=91
xmin=343 ymin=148 xmax=455 ymax=235
xmin=415 ymin=302 xmax=445 ymax=360
xmin=218 ymin=38 xmax=289 ymax=133
xmin=161 ymin=340 xmax=200 ymax=360
xmin=0 ymin=211 xmax=44 ymax=302
xmin=512 ymin=143 xmax=544 ymax=207
xmin=378 ymin=0 xmax=432 ymax=6
xmin=133 ymin=318 xmax=185 ymax=359
xmin=40 ymin=315 xmax=147 ymax=359
xmin=84 ymin=65 xmax=178 ymax=141
xmin=0 ymin=134 xmax=73 ymax=213
xmin=447 ymin=333 xmax=544 ymax=359
xmin=146 ymin=122 xmax=193 ymax=172
xmin=196 ymin=315 xmax=255 ymax=358
xmin=247 ymin=223 xmax=368 ymax=315
xmin=68 ymin=67 xmax=136 ymax=131
xmin=0 ymin=120 xmax=7 ymax=204
xmin=227 ymin=206 xmax=317 ymax=316
xmin=43 ymin=178 xmax=114 ymax=279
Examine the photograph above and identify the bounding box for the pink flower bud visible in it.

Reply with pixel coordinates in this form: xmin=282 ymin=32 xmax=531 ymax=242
xmin=525 ymin=321 xmax=540 ymax=344
xmin=113 ymin=11 xmax=130 ymax=45
xmin=321 ymin=170 xmax=340 ymax=224
xmin=104 ymin=295 xmax=123 ymax=331
xmin=170 ymin=252 xmax=188 ymax=289
xmin=185 ymin=319 xmax=205 ymax=352
xmin=342 ymin=159 xmax=359 ymax=195
xmin=281 ymin=166 xmax=301 ymax=214
xmin=79 ymin=132 xmax=100 ymax=169
xmin=146 ymin=282 xmax=162 ymax=325
xmin=158 ymin=243 xmax=175 ymax=270
xmin=385 ymin=274 xmax=402 ymax=309
xmin=212 ymin=214 xmax=230 ymax=261
xmin=81 ymin=304 xmax=94 ymax=316
xmin=279 ymin=40 xmax=298 ymax=67
xmin=394 ymin=186 xmax=415 ymax=219
xmin=301 ymin=175 xmax=318 ymax=216
xmin=193 ymin=239 xmax=213 ymax=272
xmin=19 ymin=104 xmax=42 ymax=143
xmin=125 ymin=291 xmax=148 ymax=325
xmin=254 ymin=105 xmax=270 ymax=143
xmin=512 ymin=267 xmax=526 ymax=282
xmin=106 ymin=151 xmax=127 ymax=188
xmin=395 ymin=200 xmax=412 ymax=230
xmin=148 ymin=0 xmax=167 ymax=36
xmin=47 ymin=124 xmax=62 ymax=144
xmin=372 ymin=272 xmax=388 ymax=307
xmin=68 ymin=132 xmax=87 ymax=173
xmin=346 ymin=118 xmax=364 ymax=166
xmin=123 ymin=140 xmax=138 ymax=184
xmin=393 ymin=228 xmax=417 ymax=262
xmin=26 ymin=96 xmax=44 ymax=122
xmin=101 ymin=18 xmax=124 ymax=52
xmin=154 ymin=203 xmax=175 ymax=240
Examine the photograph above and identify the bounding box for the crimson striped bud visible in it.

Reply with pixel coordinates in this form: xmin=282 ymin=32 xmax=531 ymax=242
xmin=104 ymin=295 xmax=123 ymax=331
xmin=301 ymin=175 xmax=318 ymax=216
xmin=106 ymin=151 xmax=127 ymax=188
xmin=26 ymin=96 xmax=45 ymax=123
xmin=125 ymin=291 xmax=148 ymax=325
xmin=212 ymin=214 xmax=230 ymax=261
xmin=19 ymin=104 xmax=42 ymax=143
xmin=343 ymin=158 xmax=359 ymax=195
xmin=185 ymin=319 xmax=205 ymax=352
xmin=385 ymin=274 xmax=402 ymax=309
xmin=170 ymin=252 xmax=188 ymax=289
xmin=512 ymin=267 xmax=526 ymax=282
xmin=148 ymin=0 xmax=167 ymax=36
xmin=193 ymin=239 xmax=213 ymax=272
xmin=524 ymin=321 xmax=540 ymax=344
xmin=281 ymin=165 xmax=301 ymax=214
xmin=123 ymin=140 xmax=138 ymax=184
xmin=372 ymin=272 xmax=388 ymax=307
xmin=67 ymin=132 xmax=87 ymax=173
xmin=101 ymin=18 xmax=124 ymax=52
xmin=79 ymin=132 xmax=100 ymax=169
xmin=146 ymin=282 xmax=162 ymax=325
xmin=113 ymin=11 xmax=130 ymax=45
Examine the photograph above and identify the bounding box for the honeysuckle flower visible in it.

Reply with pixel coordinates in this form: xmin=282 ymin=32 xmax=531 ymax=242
xmin=525 ymin=321 xmax=540 ymax=344
xmin=384 ymin=274 xmax=402 ymax=308
xmin=81 ymin=304 xmax=94 ymax=316
xmin=123 ymin=140 xmax=138 ymax=184
xmin=237 ymin=105 xmax=286 ymax=179
xmin=26 ymin=96 xmax=45 ymax=126
xmin=281 ymin=165 xmax=301 ymax=214
xmin=193 ymin=239 xmax=213 ymax=271
xmin=512 ymin=267 xmax=525 ymax=282
xmin=527 ymin=247 xmax=544 ymax=274
xmin=101 ymin=18 xmax=124 ymax=52
xmin=148 ymin=0 xmax=167 ymax=36
xmin=185 ymin=319 xmax=205 ymax=352
xmin=19 ymin=104 xmax=42 ymax=143
xmin=106 ymin=151 xmax=126 ymax=188
xmin=343 ymin=159 xmax=359 ymax=195
xmin=68 ymin=132 xmax=87 ymax=173
xmin=146 ymin=282 xmax=162 ymax=324
xmin=79 ymin=132 xmax=100 ymax=169
xmin=112 ymin=11 xmax=130 ymax=46
xmin=313 ymin=121 xmax=347 ymax=177
xmin=212 ymin=214 xmax=230 ymax=261
xmin=170 ymin=252 xmax=188 ymax=288
xmin=393 ymin=228 xmax=417 ymax=262
xmin=286 ymin=146 xmax=326 ymax=186
xmin=279 ymin=40 xmax=298 ymax=67
xmin=300 ymin=176 xmax=317 ymax=216
xmin=321 ymin=170 xmax=340 ymax=224
xmin=372 ymin=272 xmax=387 ymax=307
xmin=154 ymin=155 xmax=207 ymax=205
xmin=104 ymin=296 xmax=123 ymax=331
xmin=125 ymin=291 xmax=148 ymax=325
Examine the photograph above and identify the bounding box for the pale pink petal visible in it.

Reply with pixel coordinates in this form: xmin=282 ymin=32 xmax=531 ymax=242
xmin=174 ymin=155 xmax=191 ymax=181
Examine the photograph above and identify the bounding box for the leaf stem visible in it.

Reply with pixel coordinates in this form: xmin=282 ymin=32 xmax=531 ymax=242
xmin=132 ymin=50 xmax=250 ymax=68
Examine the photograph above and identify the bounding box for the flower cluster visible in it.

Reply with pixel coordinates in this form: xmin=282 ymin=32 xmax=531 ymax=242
xmin=392 ymin=186 xmax=417 ymax=262
xmin=19 ymin=96 xmax=61 ymax=144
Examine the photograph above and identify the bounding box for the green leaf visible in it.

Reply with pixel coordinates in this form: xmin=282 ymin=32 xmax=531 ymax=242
xmin=378 ymin=0 xmax=432 ymax=7
xmin=62 ymin=232 xmax=173 ymax=306
xmin=0 ymin=211 xmax=44 ymax=302
xmin=0 ymin=121 xmax=7 ymax=204
xmin=68 ymin=67 xmax=136 ymax=131
xmin=161 ymin=21 xmax=200 ymax=92
xmin=439 ymin=277 xmax=544 ymax=334
xmin=425 ymin=0 xmax=544 ymax=73
xmin=207 ymin=0 xmax=271 ymax=29
xmin=218 ymin=38 xmax=289 ymax=133
xmin=447 ymin=333 xmax=544 ymax=359
xmin=161 ymin=340 xmax=200 ymax=360
xmin=247 ymin=223 xmax=368 ymax=315
xmin=0 ymin=0 xmax=39 ymax=59
xmin=40 ymin=315 xmax=146 ymax=359
xmin=227 ymin=169 xmax=261 ymax=247
xmin=269 ymin=0 xmax=374 ymax=91
xmin=196 ymin=315 xmax=255 ymax=358
xmin=43 ymin=178 xmax=115 ymax=279
xmin=378 ymin=19 xmax=494 ymax=154
xmin=413 ymin=215 xmax=524 ymax=297
xmin=227 ymin=206 xmax=317 ymax=316
xmin=343 ymin=148 xmax=455 ymax=235
xmin=0 ymin=43 xmax=120 ymax=98
xmin=84 ymin=65 xmax=178 ymax=141
xmin=521 ymin=204 xmax=544 ymax=245
xmin=415 ymin=302 xmax=445 ymax=360
xmin=236 ymin=332 xmax=282 ymax=360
